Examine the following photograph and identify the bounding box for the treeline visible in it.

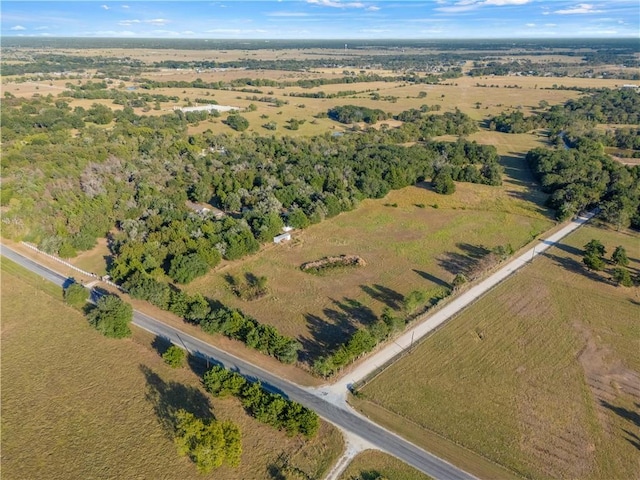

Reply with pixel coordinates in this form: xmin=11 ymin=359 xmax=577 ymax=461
xmin=1 ymin=53 xmax=143 ymax=76
xmin=136 ymin=71 xmax=446 ymax=93
xmin=490 ymin=89 xmax=640 ymax=135
xmin=527 ymin=138 xmax=640 ymax=226
xmin=203 ymin=366 xmax=319 ymax=438
xmin=122 ymin=271 xmax=300 ymax=363
xmin=61 ymin=82 xmax=179 ymax=107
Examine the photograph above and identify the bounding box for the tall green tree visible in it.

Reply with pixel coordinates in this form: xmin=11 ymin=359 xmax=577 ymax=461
xmin=611 ymin=245 xmax=629 ymax=266
xmin=87 ymin=294 xmax=133 ymax=338
xmin=174 ymin=410 xmax=242 ymax=473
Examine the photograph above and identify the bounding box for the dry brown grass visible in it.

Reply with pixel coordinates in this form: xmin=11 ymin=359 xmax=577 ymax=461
xmin=339 ymin=450 xmax=433 ymax=480
xmin=70 ymin=237 xmax=110 ymax=276
xmin=1 ymin=259 xmax=343 ymax=479
xmin=356 ymin=224 xmax=640 ymax=480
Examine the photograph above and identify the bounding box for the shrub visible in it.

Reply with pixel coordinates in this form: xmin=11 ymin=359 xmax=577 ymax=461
xmin=162 ymin=345 xmax=186 ymax=368
xmin=87 ymin=294 xmax=133 ymax=338
xmin=63 ymin=281 xmax=89 ymax=309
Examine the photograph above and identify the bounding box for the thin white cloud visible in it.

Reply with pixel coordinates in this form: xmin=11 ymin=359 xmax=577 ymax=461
xmin=101 ymin=4 xmax=110 ymax=10
xmin=122 ymin=4 xmax=130 ymax=8
xmin=118 ymin=18 xmax=168 ymax=26
xmin=554 ymin=3 xmax=603 ymax=14
xmin=366 ymin=5 xmax=380 ymax=11
xmin=525 ymin=23 xmax=535 ymax=27
xmin=307 ymin=0 xmax=367 ymax=9
xmin=436 ymin=0 xmax=530 ymax=13
xmin=145 ymin=18 xmax=169 ymax=25
xmin=544 ymin=23 xmax=557 ymax=27
xmin=10 ymin=25 xmax=26 ymax=30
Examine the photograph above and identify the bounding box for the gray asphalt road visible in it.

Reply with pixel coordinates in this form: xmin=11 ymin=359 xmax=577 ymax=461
xmin=1 ymin=244 xmax=476 ymax=480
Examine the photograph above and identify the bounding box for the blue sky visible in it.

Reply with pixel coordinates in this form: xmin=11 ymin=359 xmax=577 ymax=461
xmin=2 ymin=1 xmax=639 ymax=39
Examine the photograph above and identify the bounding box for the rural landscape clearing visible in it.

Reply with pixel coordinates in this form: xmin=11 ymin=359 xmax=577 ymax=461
xmin=2 ymin=1 xmax=639 ymax=479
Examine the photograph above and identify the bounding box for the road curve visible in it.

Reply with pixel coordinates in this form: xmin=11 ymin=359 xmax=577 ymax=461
xmin=1 ymin=244 xmax=476 ymax=480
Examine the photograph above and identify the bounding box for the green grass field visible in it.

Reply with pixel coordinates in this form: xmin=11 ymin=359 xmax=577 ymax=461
xmin=355 ymin=224 xmax=640 ymax=480
xmin=339 ymin=450 xmax=433 ymax=480
xmin=1 ymin=258 xmax=343 ymax=479
xmin=184 ymin=177 xmax=553 ymax=363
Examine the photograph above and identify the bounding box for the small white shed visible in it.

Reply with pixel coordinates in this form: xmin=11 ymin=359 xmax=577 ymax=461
xmin=273 ymin=233 xmax=291 ymax=244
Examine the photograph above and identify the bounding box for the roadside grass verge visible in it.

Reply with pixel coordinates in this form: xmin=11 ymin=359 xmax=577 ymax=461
xmin=1 ymin=265 xmax=343 ymax=479
xmin=339 ymin=450 xmax=433 ymax=480
xmin=355 ymin=224 xmax=640 ymax=479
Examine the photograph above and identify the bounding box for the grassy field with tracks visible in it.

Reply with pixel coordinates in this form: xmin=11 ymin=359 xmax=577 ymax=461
xmin=353 ymin=224 xmax=640 ymax=480
xmin=1 ymin=258 xmax=342 ymax=479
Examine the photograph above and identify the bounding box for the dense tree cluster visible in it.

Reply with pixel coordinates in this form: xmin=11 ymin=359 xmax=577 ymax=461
xmin=328 ymin=105 xmax=389 ymax=125
xmin=490 ymin=89 xmax=640 ymax=140
xmin=1 ymin=95 xmax=502 ymax=269
xmin=203 ymin=366 xmax=319 ymax=438
xmin=526 ymin=138 xmax=640 ymax=224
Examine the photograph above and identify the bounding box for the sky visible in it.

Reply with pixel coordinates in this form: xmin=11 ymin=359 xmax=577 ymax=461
xmin=2 ymin=0 xmax=639 ymax=39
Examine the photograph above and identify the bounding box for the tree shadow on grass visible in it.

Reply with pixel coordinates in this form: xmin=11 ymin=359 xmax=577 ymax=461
xmin=299 ymin=297 xmax=378 ymax=364
xmin=151 ymin=335 xmax=172 ymax=357
xmin=139 ymin=364 xmax=213 ymax=438
xmin=359 ymin=471 xmax=385 ymax=480
xmin=600 ymin=400 xmax=640 ymax=429
xmin=412 ymin=269 xmax=451 ymax=289
xmin=331 ymin=297 xmax=377 ymax=326
xmin=622 ymin=429 xmax=640 ymax=451
xmin=298 ymin=313 xmax=357 ymax=364
xmin=541 ymin=251 xmax=603 ymax=283
xmin=546 ymin=241 xmax=583 ymax=257
xmin=437 ymin=243 xmax=491 ymax=276
xmin=361 ymin=284 xmax=404 ymax=311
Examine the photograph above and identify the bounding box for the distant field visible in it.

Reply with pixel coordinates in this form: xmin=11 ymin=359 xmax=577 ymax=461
xmin=185 ymin=178 xmax=553 ymax=363
xmin=339 ymin=450 xmax=432 ymax=480
xmin=1 ymin=259 xmax=342 ymax=480
xmin=355 ymin=224 xmax=640 ymax=480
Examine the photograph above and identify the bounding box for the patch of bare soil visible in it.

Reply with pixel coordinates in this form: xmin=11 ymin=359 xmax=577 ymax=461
xmin=574 ymin=321 xmax=640 ymax=439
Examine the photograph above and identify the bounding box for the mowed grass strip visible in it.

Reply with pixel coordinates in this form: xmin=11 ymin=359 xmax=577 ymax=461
xmin=339 ymin=450 xmax=433 ymax=480
xmin=1 ymin=262 xmax=342 ymax=480
xmin=356 ymin=224 xmax=640 ymax=480
xmin=186 ymin=181 xmax=553 ymax=361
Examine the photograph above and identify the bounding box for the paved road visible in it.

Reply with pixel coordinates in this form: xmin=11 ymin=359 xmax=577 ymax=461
xmin=328 ymin=211 xmax=595 ymax=393
xmin=1 ymin=244 xmax=476 ymax=480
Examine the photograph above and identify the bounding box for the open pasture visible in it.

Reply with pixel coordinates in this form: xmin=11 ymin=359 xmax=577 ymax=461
xmin=1 ymin=259 xmax=342 ymax=480
xmin=185 ymin=179 xmax=553 ymax=363
xmin=355 ymin=224 xmax=640 ymax=480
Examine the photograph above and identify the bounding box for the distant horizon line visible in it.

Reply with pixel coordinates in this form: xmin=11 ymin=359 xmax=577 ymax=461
xmin=3 ymin=36 xmax=638 ymax=40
